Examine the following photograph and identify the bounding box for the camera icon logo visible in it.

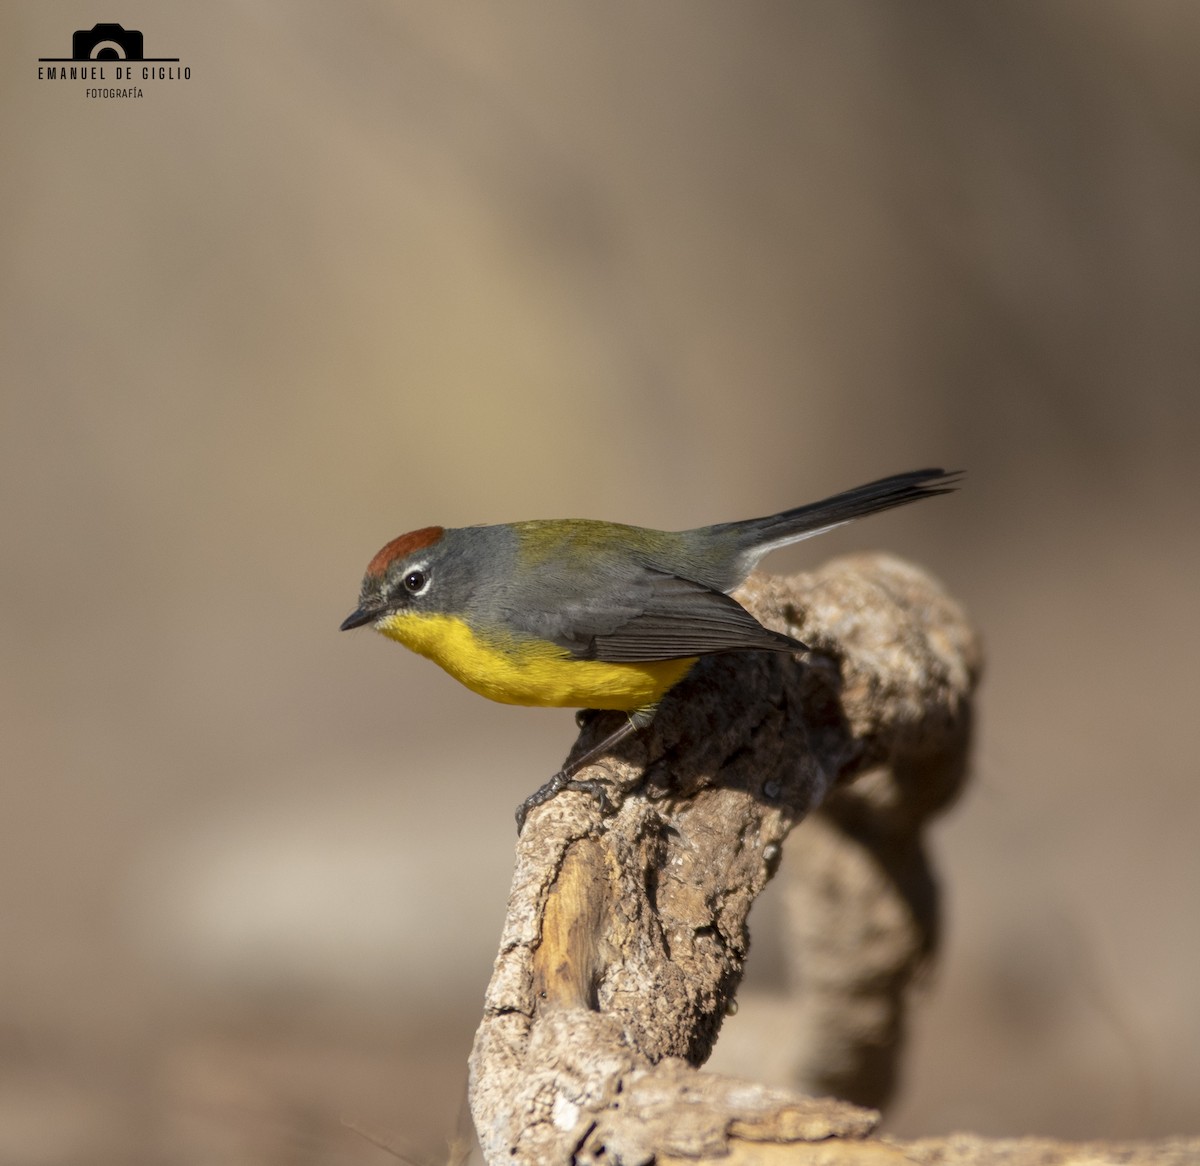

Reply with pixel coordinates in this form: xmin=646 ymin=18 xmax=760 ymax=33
xmin=71 ymin=23 xmax=144 ymax=61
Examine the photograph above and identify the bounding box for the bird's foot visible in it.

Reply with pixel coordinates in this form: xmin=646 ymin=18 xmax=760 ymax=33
xmin=515 ymin=769 xmax=617 ymax=834
xmin=514 ymin=709 xmax=648 ymax=834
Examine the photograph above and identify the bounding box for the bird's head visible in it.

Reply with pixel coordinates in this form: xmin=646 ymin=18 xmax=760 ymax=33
xmin=340 ymin=526 xmax=447 ymax=631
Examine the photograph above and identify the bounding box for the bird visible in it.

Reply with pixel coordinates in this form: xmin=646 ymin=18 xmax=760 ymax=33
xmin=341 ymin=468 xmax=958 ymax=828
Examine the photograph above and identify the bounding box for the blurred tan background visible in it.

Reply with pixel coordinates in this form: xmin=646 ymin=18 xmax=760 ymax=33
xmin=4 ymin=3 xmax=1199 ymax=1163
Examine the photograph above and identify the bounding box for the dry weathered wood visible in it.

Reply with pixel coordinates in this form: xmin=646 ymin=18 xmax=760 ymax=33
xmin=469 ymin=553 xmax=981 ymax=1164
xmin=888 ymin=1135 xmax=1200 ymax=1166
xmin=778 ymin=695 xmax=972 ymax=1107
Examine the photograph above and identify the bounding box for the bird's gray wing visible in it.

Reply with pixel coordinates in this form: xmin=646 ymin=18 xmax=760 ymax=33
xmin=501 ymin=566 xmax=805 ymax=662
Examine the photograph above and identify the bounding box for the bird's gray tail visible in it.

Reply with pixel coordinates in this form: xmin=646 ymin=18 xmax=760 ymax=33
xmin=711 ymin=467 xmax=960 ymax=573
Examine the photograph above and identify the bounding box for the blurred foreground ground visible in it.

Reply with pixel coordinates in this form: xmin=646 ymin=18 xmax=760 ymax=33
xmin=3 ymin=3 xmax=1199 ymax=1163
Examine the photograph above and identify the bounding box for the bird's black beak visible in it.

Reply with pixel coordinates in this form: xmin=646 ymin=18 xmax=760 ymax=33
xmin=340 ymin=605 xmax=378 ymax=631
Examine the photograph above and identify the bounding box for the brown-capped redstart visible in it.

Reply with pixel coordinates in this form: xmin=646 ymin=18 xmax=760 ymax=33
xmin=341 ymin=468 xmax=958 ymax=829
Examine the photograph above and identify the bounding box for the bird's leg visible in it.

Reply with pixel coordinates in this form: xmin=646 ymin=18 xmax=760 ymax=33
xmin=515 ymin=707 xmax=656 ymax=833
xmin=515 ymin=717 xmax=635 ymax=832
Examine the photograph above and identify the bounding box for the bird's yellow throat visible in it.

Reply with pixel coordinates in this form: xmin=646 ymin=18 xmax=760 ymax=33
xmin=376 ymin=611 xmax=695 ymax=712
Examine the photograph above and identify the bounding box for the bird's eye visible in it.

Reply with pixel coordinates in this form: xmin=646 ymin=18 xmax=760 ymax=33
xmin=403 ymin=569 xmax=428 ymax=594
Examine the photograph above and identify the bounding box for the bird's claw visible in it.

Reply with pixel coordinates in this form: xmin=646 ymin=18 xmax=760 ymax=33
xmin=514 ymin=771 xmax=617 ymax=834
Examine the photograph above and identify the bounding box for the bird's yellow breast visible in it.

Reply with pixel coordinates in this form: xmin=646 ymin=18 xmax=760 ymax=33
xmin=375 ymin=611 xmax=695 ymax=711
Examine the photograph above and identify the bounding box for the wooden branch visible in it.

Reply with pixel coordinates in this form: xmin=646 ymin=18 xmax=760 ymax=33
xmin=469 ymin=553 xmax=980 ymax=1164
